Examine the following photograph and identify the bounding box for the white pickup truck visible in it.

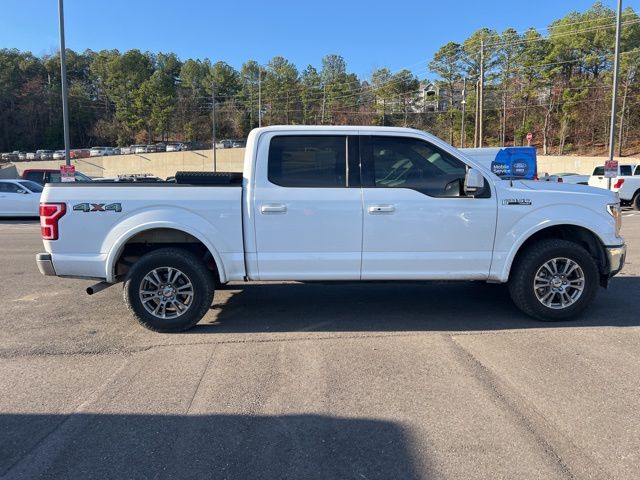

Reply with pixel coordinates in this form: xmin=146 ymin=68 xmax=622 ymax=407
xmin=36 ymin=126 xmax=626 ymax=332
xmin=588 ymin=164 xmax=640 ymax=210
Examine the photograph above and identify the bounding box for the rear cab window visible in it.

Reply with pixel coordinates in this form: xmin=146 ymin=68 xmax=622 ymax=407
xmin=593 ymin=167 xmax=604 ymax=176
xmin=24 ymin=171 xmax=44 ymax=184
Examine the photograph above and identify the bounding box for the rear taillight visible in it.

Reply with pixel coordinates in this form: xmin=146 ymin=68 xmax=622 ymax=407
xmin=613 ymin=179 xmax=625 ymax=189
xmin=40 ymin=203 xmax=66 ymax=240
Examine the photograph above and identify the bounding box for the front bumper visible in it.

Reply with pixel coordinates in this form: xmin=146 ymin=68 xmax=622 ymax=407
xmin=605 ymin=244 xmax=626 ymax=277
xmin=36 ymin=253 xmax=56 ymax=276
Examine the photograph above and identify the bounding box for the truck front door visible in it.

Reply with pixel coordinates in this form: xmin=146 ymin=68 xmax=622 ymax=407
xmin=251 ymin=133 xmax=363 ymax=280
xmin=359 ymin=134 xmax=497 ymax=280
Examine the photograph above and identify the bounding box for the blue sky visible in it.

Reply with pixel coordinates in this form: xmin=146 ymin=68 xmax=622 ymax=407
xmin=1 ymin=0 xmax=637 ymax=79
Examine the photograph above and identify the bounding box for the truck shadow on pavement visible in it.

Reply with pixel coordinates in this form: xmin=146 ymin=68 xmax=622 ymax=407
xmin=0 ymin=218 xmax=39 ymax=223
xmin=0 ymin=413 xmax=423 ymax=480
xmin=196 ymin=276 xmax=640 ymax=333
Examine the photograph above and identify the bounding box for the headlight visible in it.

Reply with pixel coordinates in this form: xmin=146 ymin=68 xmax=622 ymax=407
xmin=607 ymin=203 xmax=622 ymax=236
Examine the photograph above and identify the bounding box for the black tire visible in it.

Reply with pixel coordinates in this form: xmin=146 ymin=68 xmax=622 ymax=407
xmin=124 ymin=248 xmax=214 ymax=332
xmin=632 ymin=192 xmax=640 ymax=211
xmin=508 ymin=239 xmax=599 ymax=321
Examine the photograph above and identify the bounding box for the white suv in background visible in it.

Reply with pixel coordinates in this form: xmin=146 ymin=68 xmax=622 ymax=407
xmin=90 ymin=147 xmax=111 ymax=157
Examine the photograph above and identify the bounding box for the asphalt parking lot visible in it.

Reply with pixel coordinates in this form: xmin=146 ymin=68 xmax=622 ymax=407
xmin=1 ymin=211 xmax=639 ymax=480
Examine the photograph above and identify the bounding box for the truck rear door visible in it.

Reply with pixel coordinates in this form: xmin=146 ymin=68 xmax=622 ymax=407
xmin=250 ymin=132 xmax=362 ymax=280
xmin=589 ymin=166 xmax=607 ymax=189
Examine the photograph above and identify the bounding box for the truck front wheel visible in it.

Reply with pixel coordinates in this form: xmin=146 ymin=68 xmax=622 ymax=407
xmin=124 ymin=248 xmax=214 ymax=332
xmin=632 ymin=192 xmax=640 ymax=211
xmin=508 ymin=239 xmax=599 ymax=321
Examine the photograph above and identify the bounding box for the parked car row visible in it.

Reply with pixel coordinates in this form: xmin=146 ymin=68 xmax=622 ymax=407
xmin=1 ymin=150 xmax=58 ymax=161
xmin=1 ymin=141 xmax=232 ymax=162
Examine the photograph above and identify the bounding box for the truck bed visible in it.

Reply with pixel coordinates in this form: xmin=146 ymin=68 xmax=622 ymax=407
xmin=40 ymin=180 xmax=245 ymax=282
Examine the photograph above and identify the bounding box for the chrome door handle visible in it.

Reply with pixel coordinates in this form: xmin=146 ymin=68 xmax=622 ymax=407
xmin=260 ymin=204 xmax=287 ymax=214
xmin=368 ymin=204 xmax=395 ymax=214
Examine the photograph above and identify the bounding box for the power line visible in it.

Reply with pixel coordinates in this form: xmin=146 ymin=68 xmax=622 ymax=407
xmin=478 ymin=10 xmax=637 ymax=42
xmin=484 ymin=18 xmax=640 ymax=49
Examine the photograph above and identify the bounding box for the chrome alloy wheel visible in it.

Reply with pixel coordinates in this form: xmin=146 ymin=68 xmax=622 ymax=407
xmin=139 ymin=267 xmax=194 ymax=319
xmin=533 ymin=257 xmax=585 ymax=309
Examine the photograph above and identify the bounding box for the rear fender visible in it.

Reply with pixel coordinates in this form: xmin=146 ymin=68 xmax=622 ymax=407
xmin=103 ymin=208 xmax=229 ymax=283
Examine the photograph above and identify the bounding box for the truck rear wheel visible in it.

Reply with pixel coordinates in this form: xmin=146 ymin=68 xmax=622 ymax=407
xmin=508 ymin=239 xmax=599 ymax=321
xmin=632 ymin=192 xmax=640 ymax=211
xmin=124 ymin=248 xmax=214 ymax=332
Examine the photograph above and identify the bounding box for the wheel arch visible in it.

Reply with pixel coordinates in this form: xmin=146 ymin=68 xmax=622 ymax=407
xmin=106 ymin=223 xmax=226 ymax=284
xmin=631 ymin=188 xmax=640 ymax=209
xmin=506 ymin=224 xmax=608 ymax=282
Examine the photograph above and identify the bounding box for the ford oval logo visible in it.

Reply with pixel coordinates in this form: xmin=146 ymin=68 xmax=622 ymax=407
xmin=512 ymin=161 xmax=529 ymax=176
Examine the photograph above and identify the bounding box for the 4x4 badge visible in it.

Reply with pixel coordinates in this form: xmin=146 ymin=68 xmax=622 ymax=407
xmin=73 ymin=202 xmax=122 ymax=212
xmin=502 ymin=199 xmax=532 ymax=206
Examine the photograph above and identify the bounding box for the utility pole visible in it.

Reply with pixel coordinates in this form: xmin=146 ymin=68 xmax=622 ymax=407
xmin=461 ymin=77 xmax=467 ymax=148
xmin=57 ymin=0 xmax=71 ymax=166
xmin=258 ymin=67 xmax=262 ymax=128
xmin=608 ymin=0 xmax=623 ymax=190
xmin=321 ymin=83 xmax=326 ymax=124
xmin=212 ymin=82 xmax=217 ymax=172
xmin=249 ymin=79 xmax=253 ymax=129
xmin=478 ymin=38 xmax=485 ymax=148
xmin=382 ymin=97 xmax=386 ymax=126
xmin=474 ymin=81 xmax=479 ymax=147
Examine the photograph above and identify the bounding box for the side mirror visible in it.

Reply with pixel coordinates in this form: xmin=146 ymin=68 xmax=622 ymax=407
xmin=464 ymin=168 xmax=484 ymax=195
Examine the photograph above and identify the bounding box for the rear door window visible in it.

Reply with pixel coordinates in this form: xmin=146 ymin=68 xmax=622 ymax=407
xmin=620 ymin=165 xmax=632 ymax=176
xmin=268 ymin=136 xmax=347 ymax=187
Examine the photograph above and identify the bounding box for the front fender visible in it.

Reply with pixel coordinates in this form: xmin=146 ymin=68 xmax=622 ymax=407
xmin=490 ymin=204 xmax=617 ymax=282
xmin=102 ymin=207 xmax=231 ymax=283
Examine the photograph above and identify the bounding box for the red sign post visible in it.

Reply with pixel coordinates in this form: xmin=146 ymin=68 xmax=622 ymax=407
xmin=604 ymin=160 xmax=618 ymax=178
xmin=60 ymin=164 xmax=75 ymax=182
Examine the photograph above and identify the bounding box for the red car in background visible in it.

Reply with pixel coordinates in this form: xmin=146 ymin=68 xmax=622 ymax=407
xmin=70 ymin=149 xmax=91 ymax=159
